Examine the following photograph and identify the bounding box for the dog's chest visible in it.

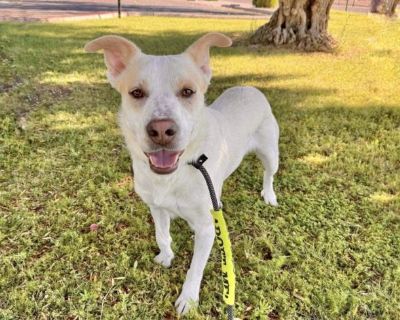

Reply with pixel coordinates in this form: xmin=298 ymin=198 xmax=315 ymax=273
xmin=134 ymin=174 xmax=182 ymax=212
xmin=133 ymin=168 xmax=210 ymax=222
xmin=149 ymin=184 xmax=176 ymax=208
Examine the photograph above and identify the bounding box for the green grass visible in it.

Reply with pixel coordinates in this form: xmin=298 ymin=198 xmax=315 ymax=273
xmin=0 ymin=12 xmax=399 ymax=320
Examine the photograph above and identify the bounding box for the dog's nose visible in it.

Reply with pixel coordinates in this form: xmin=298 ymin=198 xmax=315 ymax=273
xmin=146 ymin=119 xmax=178 ymax=146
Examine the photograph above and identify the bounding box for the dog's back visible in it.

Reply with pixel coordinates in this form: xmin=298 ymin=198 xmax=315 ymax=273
xmin=207 ymin=86 xmax=278 ymax=180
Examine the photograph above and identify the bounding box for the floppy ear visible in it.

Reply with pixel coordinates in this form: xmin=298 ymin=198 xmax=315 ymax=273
xmin=185 ymin=32 xmax=232 ymax=81
xmin=84 ymin=35 xmax=140 ymax=79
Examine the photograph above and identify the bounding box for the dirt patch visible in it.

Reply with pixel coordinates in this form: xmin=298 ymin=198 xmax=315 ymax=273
xmin=14 ymin=84 xmax=73 ymax=131
xmin=20 ymin=85 xmax=72 ymax=106
xmin=0 ymin=76 xmax=23 ymax=94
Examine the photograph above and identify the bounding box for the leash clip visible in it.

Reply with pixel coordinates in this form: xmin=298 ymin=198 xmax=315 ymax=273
xmin=192 ymin=154 xmax=208 ymax=169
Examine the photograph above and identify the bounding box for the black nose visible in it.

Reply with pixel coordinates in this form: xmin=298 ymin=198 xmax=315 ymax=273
xmin=146 ymin=119 xmax=178 ymax=146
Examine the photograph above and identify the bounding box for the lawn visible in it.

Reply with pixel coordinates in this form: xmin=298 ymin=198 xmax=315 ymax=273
xmin=0 ymin=12 xmax=399 ymax=320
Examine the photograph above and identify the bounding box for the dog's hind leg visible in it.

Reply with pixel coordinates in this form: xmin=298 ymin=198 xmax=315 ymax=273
xmin=150 ymin=206 xmax=174 ymax=268
xmin=254 ymin=117 xmax=279 ymax=206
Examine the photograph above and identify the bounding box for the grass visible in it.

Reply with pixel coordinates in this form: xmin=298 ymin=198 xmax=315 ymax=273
xmin=0 ymin=11 xmax=399 ymax=320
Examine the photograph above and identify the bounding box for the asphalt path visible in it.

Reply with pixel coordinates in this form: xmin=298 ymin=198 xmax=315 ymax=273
xmin=0 ymin=0 xmax=395 ymax=22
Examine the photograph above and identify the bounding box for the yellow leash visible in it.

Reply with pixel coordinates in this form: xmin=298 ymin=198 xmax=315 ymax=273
xmin=212 ymin=209 xmax=235 ymax=315
xmin=190 ymin=155 xmax=235 ymax=320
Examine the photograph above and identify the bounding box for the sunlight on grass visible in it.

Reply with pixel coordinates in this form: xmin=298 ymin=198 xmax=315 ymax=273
xmin=43 ymin=111 xmax=112 ymax=131
xmin=40 ymin=71 xmax=102 ymax=85
xmin=0 ymin=12 xmax=399 ymax=320
xmin=370 ymin=192 xmax=398 ymax=203
xmin=47 ymin=114 xmax=96 ymax=130
xmin=300 ymin=153 xmax=332 ymax=165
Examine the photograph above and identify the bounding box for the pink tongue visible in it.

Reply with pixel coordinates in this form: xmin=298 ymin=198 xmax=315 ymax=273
xmin=148 ymin=150 xmax=180 ymax=169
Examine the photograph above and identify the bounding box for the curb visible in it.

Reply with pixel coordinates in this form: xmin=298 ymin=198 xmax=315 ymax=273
xmin=2 ymin=11 xmax=269 ymax=23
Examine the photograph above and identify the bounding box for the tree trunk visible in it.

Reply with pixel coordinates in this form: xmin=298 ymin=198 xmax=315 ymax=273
xmin=386 ymin=0 xmax=399 ymax=15
xmin=370 ymin=0 xmax=383 ymax=13
xmin=250 ymin=0 xmax=336 ymax=51
xmin=370 ymin=0 xmax=399 ymax=15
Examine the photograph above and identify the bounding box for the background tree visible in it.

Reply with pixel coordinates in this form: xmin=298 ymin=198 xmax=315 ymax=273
xmin=250 ymin=0 xmax=336 ymax=51
xmin=370 ymin=0 xmax=382 ymax=12
xmin=387 ymin=0 xmax=400 ymax=16
xmin=371 ymin=0 xmax=399 ymax=15
xmin=384 ymin=0 xmax=399 ymax=15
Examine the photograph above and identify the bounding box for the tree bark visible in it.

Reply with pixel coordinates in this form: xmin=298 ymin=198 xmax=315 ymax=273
xmin=370 ymin=0 xmax=399 ymax=15
xmin=250 ymin=0 xmax=336 ymax=51
xmin=370 ymin=0 xmax=383 ymax=13
xmin=386 ymin=0 xmax=399 ymax=15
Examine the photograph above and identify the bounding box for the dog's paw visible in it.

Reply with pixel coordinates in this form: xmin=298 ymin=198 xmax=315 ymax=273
xmin=154 ymin=252 xmax=174 ymax=268
xmin=175 ymin=290 xmax=199 ymax=315
xmin=261 ymin=189 xmax=278 ymax=206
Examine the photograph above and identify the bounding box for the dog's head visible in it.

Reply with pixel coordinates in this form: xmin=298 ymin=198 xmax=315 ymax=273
xmin=85 ymin=33 xmax=231 ymax=174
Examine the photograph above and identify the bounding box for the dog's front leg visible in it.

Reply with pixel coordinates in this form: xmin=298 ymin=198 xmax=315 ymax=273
xmin=150 ymin=206 xmax=174 ymax=268
xmin=175 ymin=214 xmax=215 ymax=315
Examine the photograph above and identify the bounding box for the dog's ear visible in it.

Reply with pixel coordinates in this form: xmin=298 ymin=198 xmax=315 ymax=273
xmin=185 ymin=33 xmax=232 ymax=82
xmin=84 ymin=35 xmax=140 ymax=79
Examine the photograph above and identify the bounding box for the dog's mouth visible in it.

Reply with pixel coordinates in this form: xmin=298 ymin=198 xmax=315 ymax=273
xmin=145 ymin=150 xmax=184 ymax=174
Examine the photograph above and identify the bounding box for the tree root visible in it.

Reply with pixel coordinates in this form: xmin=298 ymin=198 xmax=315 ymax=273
xmin=250 ymin=0 xmax=337 ymax=52
xmin=251 ymin=25 xmax=335 ymax=51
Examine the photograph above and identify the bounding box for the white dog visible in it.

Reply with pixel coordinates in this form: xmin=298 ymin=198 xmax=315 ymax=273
xmin=85 ymin=33 xmax=279 ymax=315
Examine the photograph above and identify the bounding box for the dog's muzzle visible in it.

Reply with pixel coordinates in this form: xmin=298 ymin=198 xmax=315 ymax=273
xmin=144 ymin=118 xmax=183 ymax=174
xmin=145 ymin=150 xmax=184 ymax=174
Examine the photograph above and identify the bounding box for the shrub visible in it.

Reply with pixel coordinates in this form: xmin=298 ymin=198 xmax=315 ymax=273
xmin=253 ymin=0 xmax=279 ymax=8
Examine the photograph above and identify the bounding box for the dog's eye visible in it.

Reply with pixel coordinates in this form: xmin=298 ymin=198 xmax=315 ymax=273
xmin=181 ymin=88 xmax=195 ymax=98
xmin=129 ymin=88 xmax=145 ymax=99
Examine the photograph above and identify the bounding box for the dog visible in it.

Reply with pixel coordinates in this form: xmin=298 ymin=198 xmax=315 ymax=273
xmin=85 ymin=32 xmax=279 ymax=315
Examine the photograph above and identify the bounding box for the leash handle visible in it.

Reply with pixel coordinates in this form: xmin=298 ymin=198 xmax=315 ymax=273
xmin=190 ymin=154 xmax=235 ymax=320
xmin=212 ymin=209 xmax=236 ymax=307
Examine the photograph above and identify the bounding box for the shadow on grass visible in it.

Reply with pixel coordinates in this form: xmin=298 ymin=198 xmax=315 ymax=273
xmin=2 ymin=22 xmax=398 ymax=211
xmin=2 ymin=20 xmax=399 ymax=177
xmin=0 ymin=21 xmax=308 ymax=83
